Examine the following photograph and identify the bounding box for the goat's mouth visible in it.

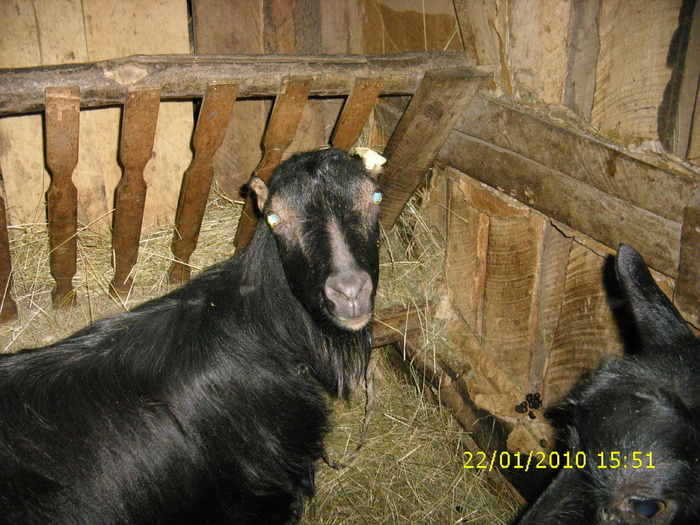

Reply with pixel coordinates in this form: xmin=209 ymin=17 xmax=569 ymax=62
xmin=333 ymin=312 xmax=373 ymax=332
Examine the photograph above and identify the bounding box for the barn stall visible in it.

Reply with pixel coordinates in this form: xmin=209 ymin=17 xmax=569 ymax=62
xmin=0 ymin=0 xmax=699 ymax=523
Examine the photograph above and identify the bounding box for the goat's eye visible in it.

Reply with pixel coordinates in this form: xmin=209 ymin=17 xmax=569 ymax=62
xmin=266 ymin=213 xmax=280 ymax=228
xmin=629 ymin=498 xmax=665 ymax=518
xmin=372 ymin=191 xmax=382 ymax=205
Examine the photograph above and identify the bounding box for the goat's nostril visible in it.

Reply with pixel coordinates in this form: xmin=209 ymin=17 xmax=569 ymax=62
xmin=324 ymin=271 xmax=373 ymax=320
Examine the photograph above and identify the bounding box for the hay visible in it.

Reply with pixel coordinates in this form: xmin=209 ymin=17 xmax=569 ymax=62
xmin=0 ymin=186 xmax=521 ymax=523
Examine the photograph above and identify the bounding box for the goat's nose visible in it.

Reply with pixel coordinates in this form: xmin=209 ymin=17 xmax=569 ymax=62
xmin=324 ymin=270 xmax=373 ymax=328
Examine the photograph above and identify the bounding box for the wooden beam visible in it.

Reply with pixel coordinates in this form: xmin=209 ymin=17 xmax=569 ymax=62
xmin=331 ymin=78 xmax=382 ymax=151
xmin=169 ymin=82 xmax=239 ymax=284
xmin=438 ymin=95 xmax=700 ymax=279
xmin=0 ymin=52 xmax=478 ymax=116
xmin=45 ymin=87 xmax=80 ymax=308
xmin=0 ymin=184 xmax=17 ymax=323
xmin=676 ymin=186 xmax=700 ymax=326
xmin=110 ymin=87 xmax=161 ymax=296
xmin=378 ymin=67 xmax=487 ymax=230
xmin=233 ymin=77 xmax=312 ymax=251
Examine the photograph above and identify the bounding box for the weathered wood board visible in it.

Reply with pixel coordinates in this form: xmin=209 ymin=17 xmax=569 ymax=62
xmin=0 ymin=0 xmax=192 ymax=234
xmin=592 ymin=0 xmax=682 ymax=143
xmin=438 ymin=95 xmax=700 ymax=281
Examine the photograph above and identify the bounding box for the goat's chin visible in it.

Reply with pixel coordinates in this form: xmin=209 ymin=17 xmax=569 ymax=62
xmin=333 ymin=313 xmax=372 ymax=332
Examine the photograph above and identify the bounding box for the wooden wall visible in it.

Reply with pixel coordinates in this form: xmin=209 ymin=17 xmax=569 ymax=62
xmin=0 ymin=0 xmax=193 ymax=233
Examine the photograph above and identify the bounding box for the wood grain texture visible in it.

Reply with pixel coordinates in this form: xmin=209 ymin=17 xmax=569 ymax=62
xmin=675 ymin=186 xmax=700 ymax=326
xmin=591 ymin=0 xmax=682 ymax=142
xmin=331 ymin=78 xmax=383 ymax=151
xmin=233 ymin=77 xmax=313 ymax=251
xmin=110 ymin=88 xmax=160 ymax=296
xmin=564 ymin=0 xmax=600 ymax=118
xmin=481 ymin=213 xmax=545 ymax=393
xmin=378 ymin=67 xmax=487 ymax=229
xmin=508 ymin=0 xmax=573 ymax=105
xmin=530 ymin=225 xmax=572 ymax=390
xmin=542 ymin=243 xmax=622 ymax=406
xmin=445 ymin=175 xmax=489 ymax=337
xmin=170 ymin=83 xmax=239 ymax=284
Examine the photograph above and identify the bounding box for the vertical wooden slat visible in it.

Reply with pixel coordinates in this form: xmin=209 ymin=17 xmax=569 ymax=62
xmin=0 ymin=177 xmax=17 ymax=322
xmin=675 ymin=186 xmax=700 ymax=326
xmin=169 ymin=82 xmax=239 ymax=283
xmin=110 ymin=87 xmax=160 ymax=296
xmin=378 ymin=68 xmax=486 ymax=230
xmin=330 ymin=78 xmax=382 ymax=151
xmin=45 ymin=86 xmax=80 ymax=308
xmin=233 ymin=76 xmax=313 ymax=251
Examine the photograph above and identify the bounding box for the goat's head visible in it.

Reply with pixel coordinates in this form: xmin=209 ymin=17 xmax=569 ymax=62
xmin=519 ymin=245 xmax=700 ymax=525
xmin=248 ymin=148 xmax=382 ymax=333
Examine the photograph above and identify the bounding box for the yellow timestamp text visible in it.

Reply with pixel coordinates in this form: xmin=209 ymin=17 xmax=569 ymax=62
xmin=463 ymin=450 xmax=655 ymax=472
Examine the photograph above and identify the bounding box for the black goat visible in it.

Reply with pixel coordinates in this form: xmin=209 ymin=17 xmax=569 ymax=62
xmin=0 ymin=148 xmax=382 ymax=524
xmin=519 ymin=245 xmax=700 ymax=524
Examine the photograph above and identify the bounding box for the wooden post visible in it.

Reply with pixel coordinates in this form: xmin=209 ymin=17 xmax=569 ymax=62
xmin=331 ymin=78 xmax=383 ymax=151
xmin=675 ymin=185 xmax=700 ymax=327
xmin=110 ymin=87 xmax=160 ymax=297
xmin=169 ymin=82 xmax=239 ymax=284
xmin=45 ymin=87 xmax=80 ymax=308
xmin=378 ymin=67 xmax=487 ymax=230
xmin=0 ymin=182 xmax=17 ymax=323
xmin=233 ymin=77 xmax=312 ymax=251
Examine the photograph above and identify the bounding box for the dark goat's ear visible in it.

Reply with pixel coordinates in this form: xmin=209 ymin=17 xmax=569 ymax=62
xmin=615 ymin=244 xmax=696 ymax=352
xmin=247 ymin=176 xmax=269 ymax=213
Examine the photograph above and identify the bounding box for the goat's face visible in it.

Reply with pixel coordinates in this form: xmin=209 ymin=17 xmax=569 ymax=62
xmin=519 ymin=245 xmax=700 ymax=525
xmin=249 ymin=148 xmax=381 ymax=332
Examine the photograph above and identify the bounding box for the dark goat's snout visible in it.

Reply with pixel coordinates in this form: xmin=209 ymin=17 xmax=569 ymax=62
xmin=324 ymin=269 xmax=374 ymax=331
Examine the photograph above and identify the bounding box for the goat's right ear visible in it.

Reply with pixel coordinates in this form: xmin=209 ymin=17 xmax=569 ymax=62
xmin=615 ymin=244 xmax=696 ymax=352
xmin=247 ymin=176 xmax=269 ymax=213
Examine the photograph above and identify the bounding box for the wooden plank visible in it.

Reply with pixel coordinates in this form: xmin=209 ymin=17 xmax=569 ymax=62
xmin=110 ymin=88 xmax=160 ymax=296
xmin=592 ymin=0 xmax=682 ymax=142
xmin=233 ymin=77 xmax=313 ymax=251
xmin=192 ymin=0 xmax=267 ymax=201
xmin=169 ymin=83 xmax=239 ymax=284
xmin=361 ymin=0 xmax=463 ymax=54
xmin=0 ymin=182 xmax=17 ymax=323
xmin=378 ymin=67 xmax=487 ymax=230
xmin=563 ymin=0 xmax=600 ymax=118
xmin=668 ymin=1 xmax=700 ymax=159
xmin=454 ymin=95 xmax=698 ymax=223
xmin=508 ymin=0 xmax=573 ymax=105
xmin=45 ymin=87 xmax=80 ymax=308
xmin=542 ymin=243 xmax=622 ymax=406
xmin=452 ymin=0 xmax=500 ymax=67
xmin=0 ymin=53 xmax=476 ymax=117
xmin=445 ymin=175 xmax=489 ymax=337
xmin=439 ymin=130 xmax=685 ymax=278
xmin=530 ymin=225 xmax=572 ymax=390
xmin=481 ymin=213 xmax=545 ymax=393
xmin=330 ymin=78 xmax=383 ymax=151
xmin=675 ymin=186 xmax=700 ymax=326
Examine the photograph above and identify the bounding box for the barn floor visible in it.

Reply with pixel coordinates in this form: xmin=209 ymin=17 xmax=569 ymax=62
xmin=0 ymin=188 xmax=522 ymax=524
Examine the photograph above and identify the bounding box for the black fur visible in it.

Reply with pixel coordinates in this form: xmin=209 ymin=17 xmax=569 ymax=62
xmin=0 ymin=148 xmax=381 ymax=524
xmin=518 ymin=245 xmax=700 ymax=524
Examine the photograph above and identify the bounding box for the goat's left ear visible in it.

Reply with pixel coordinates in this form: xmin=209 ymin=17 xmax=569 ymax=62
xmin=247 ymin=176 xmax=269 ymax=213
xmin=615 ymin=244 xmax=696 ymax=352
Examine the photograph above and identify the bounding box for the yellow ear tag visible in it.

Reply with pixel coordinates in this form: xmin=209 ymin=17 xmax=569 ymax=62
xmin=267 ymin=213 xmax=280 ymax=228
